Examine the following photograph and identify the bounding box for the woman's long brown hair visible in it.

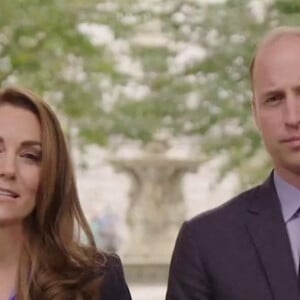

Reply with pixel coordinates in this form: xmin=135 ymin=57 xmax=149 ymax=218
xmin=0 ymin=87 xmax=106 ymax=300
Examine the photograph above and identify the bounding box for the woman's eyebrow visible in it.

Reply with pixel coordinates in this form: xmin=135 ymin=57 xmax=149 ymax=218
xmin=20 ymin=141 xmax=42 ymax=148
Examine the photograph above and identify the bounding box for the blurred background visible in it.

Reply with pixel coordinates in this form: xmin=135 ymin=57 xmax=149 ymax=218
xmin=1 ymin=0 xmax=299 ymax=298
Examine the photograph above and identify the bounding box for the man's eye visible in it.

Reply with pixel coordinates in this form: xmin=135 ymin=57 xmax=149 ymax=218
xmin=266 ymin=95 xmax=281 ymax=103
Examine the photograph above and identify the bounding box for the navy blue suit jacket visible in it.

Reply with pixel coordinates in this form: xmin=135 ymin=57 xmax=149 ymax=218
xmin=101 ymin=255 xmax=132 ymax=300
xmin=166 ymin=174 xmax=300 ymax=300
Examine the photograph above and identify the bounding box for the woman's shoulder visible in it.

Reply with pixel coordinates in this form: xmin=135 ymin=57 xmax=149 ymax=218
xmin=104 ymin=254 xmax=124 ymax=269
xmin=101 ymin=253 xmax=132 ymax=300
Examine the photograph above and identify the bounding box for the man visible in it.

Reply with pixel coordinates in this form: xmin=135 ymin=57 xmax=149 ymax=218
xmin=166 ymin=26 xmax=300 ymax=300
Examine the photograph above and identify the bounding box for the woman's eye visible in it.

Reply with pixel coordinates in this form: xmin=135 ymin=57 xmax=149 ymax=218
xmin=21 ymin=153 xmax=41 ymax=162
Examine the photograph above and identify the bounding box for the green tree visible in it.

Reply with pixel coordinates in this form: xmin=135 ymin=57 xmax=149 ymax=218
xmin=0 ymin=0 xmax=297 ymax=188
xmin=0 ymin=0 xmax=112 ymax=144
xmin=84 ymin=0 xmax=277 ymax=187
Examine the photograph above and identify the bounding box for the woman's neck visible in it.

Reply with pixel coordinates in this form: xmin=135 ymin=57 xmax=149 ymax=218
xmin=0 ymin=223 xmax=23 ymax=266
xmin=0 ymin=223 xmax=23 ymax=299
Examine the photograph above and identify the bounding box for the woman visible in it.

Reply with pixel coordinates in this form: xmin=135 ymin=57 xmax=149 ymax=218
xmin=0 ymin=87 xmax=132 ymax=300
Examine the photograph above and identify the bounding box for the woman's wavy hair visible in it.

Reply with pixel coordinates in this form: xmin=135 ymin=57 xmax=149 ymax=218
xmin=0 ymin=87 xmax=106 ymax=300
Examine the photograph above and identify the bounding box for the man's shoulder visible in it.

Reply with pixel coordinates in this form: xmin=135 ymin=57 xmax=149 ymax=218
xmin=186 ymin=183 xmax=262 ymax=230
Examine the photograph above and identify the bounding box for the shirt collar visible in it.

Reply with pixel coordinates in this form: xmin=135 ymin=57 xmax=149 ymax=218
xmin=273 ymin=171 xmax=300 ymax=223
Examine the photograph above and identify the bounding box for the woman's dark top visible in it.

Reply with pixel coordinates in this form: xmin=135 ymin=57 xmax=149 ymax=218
xmin=101 ymin=255 xmax=132 ymax=300
xmin=9 ymin=255 xmax=132 ymax=300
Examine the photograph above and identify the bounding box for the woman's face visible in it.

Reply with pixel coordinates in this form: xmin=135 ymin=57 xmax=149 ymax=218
xmin=0 ymin=104 xmax=41 ymax=226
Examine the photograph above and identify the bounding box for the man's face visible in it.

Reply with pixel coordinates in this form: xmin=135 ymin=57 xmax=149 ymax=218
xmin=252 ymin=35 xmax=300 ymax=182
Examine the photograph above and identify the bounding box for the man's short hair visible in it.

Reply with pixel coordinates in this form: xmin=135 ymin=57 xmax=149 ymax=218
xmin=250 ymin=26 xmax=300 ymax=89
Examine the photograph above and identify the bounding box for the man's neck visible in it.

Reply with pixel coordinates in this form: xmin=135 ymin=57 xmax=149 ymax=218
xmin=274 ymin=167 xmax=300 ymax=189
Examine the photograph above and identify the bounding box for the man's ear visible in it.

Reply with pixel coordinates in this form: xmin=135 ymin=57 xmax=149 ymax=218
xmin=251 ymin=98 xmax=260 ymax=129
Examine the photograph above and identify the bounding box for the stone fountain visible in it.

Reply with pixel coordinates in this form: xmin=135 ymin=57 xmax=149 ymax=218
xmin=110 ymin=138 xmax=202 ymax=284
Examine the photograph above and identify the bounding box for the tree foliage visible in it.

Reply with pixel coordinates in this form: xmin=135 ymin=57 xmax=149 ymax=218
xmin=0 ymin=0 xmax=298 ymax=188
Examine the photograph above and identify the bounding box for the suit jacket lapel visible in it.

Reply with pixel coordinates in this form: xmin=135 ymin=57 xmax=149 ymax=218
xmin=246 ymin=174 xmax=299 ymax=300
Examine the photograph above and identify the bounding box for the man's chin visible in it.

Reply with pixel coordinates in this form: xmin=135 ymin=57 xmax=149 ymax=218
xmin=276 ymin=159 xmax=300 ymax=176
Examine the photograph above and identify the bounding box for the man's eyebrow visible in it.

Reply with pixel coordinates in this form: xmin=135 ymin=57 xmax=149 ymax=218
xmin=292 ymin=84 xmax=300 ymax=91
xmin=261 ymin=89 xmax=284 ymax=98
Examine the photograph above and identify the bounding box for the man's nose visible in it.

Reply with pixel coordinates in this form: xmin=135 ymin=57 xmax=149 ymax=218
xmin=0 ymin=153 xmax=16 ymax=179
xmin=284 ymin=95 xmax=300 ymax=128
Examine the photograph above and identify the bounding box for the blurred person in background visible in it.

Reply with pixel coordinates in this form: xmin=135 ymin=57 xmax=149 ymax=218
xmin=166 ymin=26 xmax=300 ymax=300
xmin=0 ymin=87 xmax=131 ymax=300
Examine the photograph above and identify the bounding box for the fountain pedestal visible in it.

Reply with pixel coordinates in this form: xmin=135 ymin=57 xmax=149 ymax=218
xmin=111 ymin=139 xmax=201 ymax=283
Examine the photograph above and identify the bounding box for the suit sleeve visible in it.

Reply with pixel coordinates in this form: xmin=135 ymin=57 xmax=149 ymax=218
xmin=166 ymin=221 xmax=213 ymax=300
xmin=101 ymin=255 xmax=132 ymax=300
